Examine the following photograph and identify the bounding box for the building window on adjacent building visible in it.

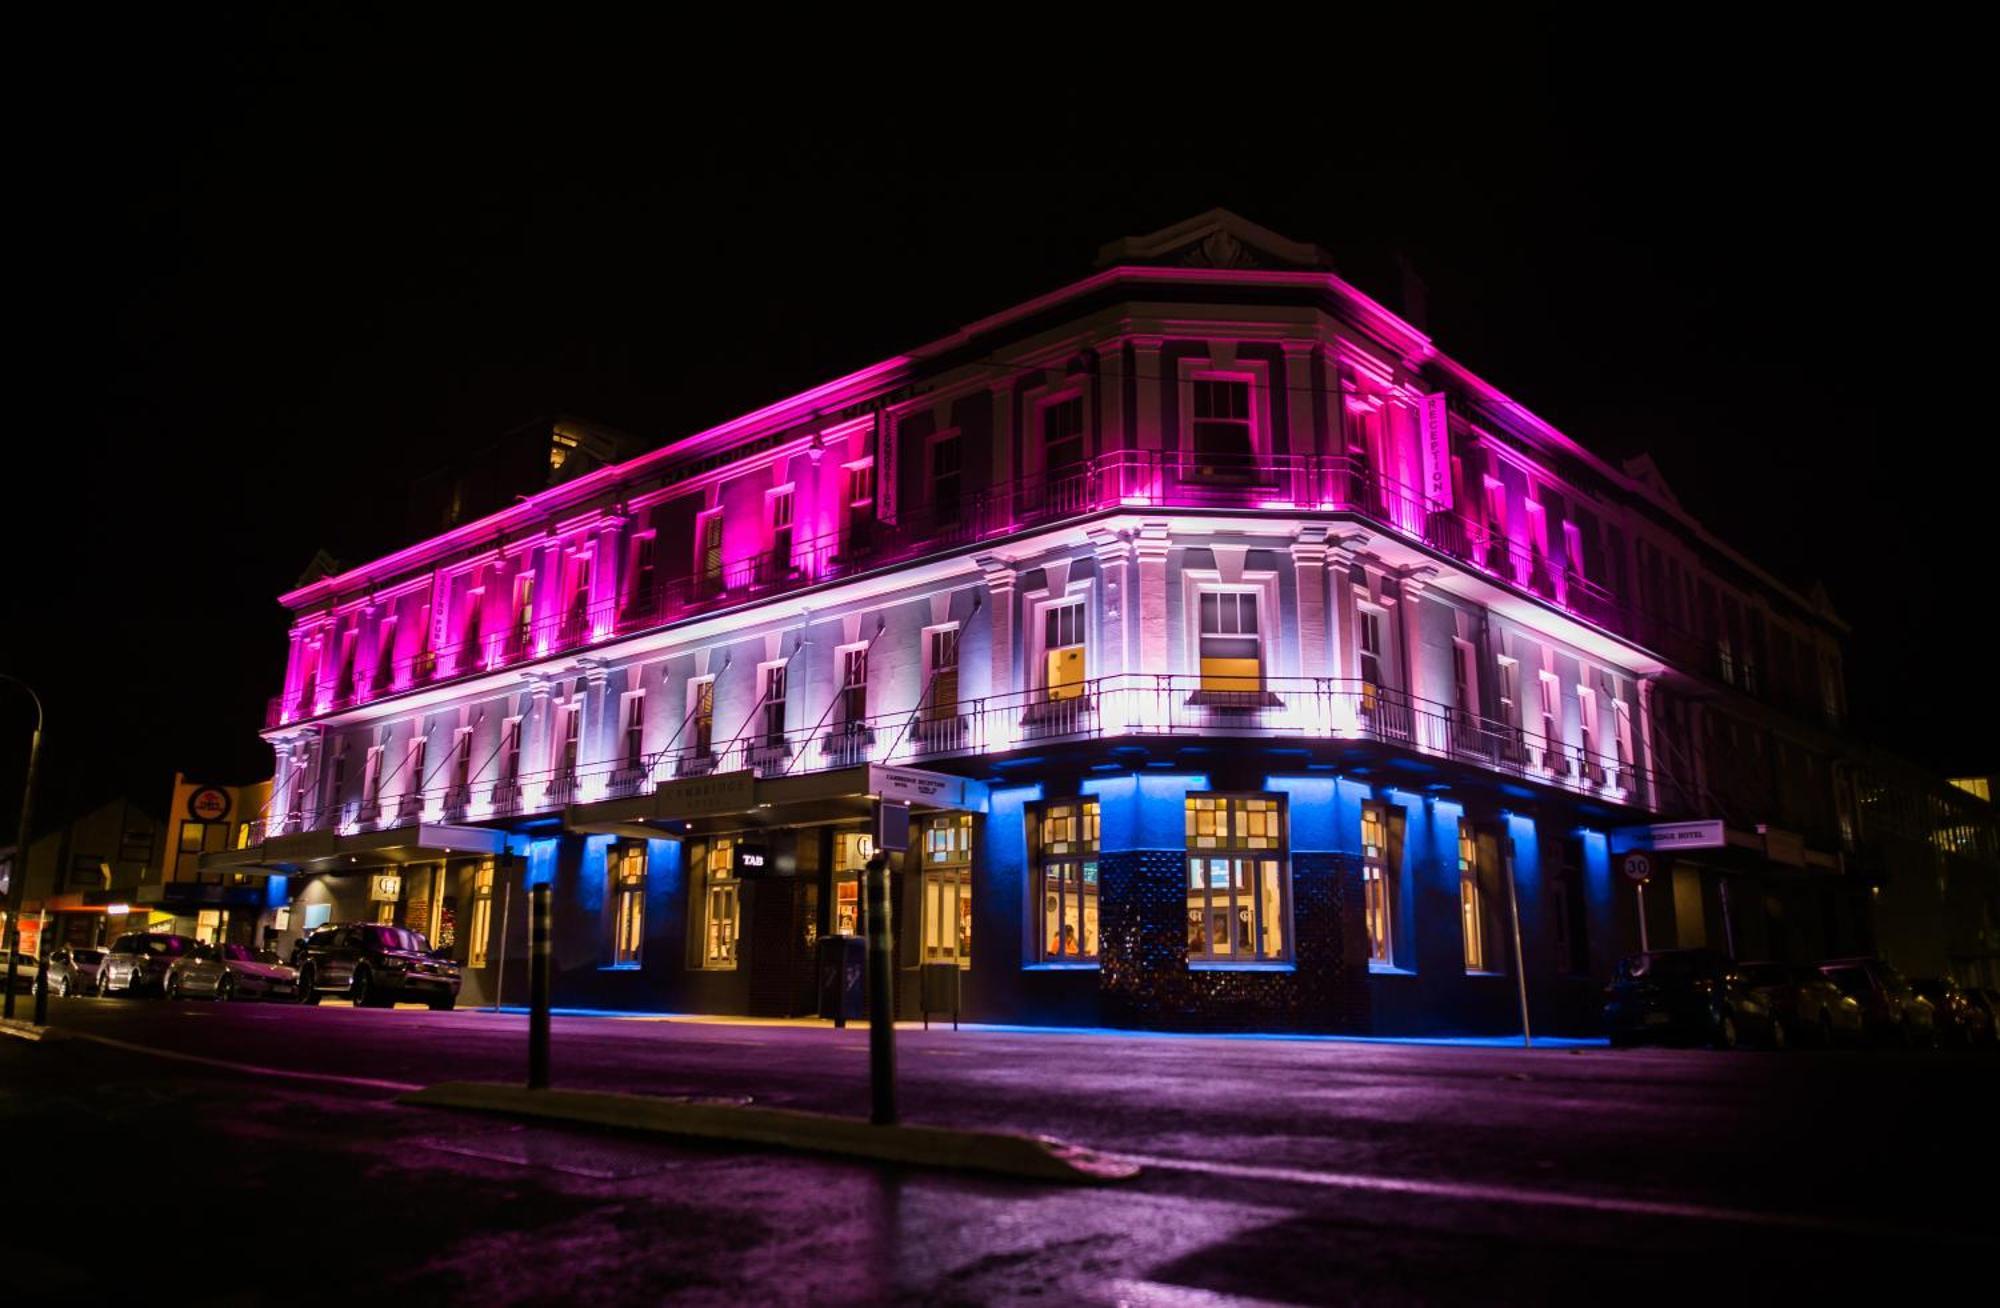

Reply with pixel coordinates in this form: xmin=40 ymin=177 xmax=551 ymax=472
xmin=1036 ymin=799 xmax=1099 ymax=961
xmin=401 ymin=736 xmax=426 ymax=813
xmin=1362 ymin=802 xmax=1393 ymax=967
xmin=694 ymin=836 xmax=739 ymax=969
xmin=1197 ymin=591 xmax=1263 ymax=696
xmin=553 ymin=703 xmax=581 ymax=795
xmin=1459 ymin=821 xmax=1497 ymax=973
xmin=468 ymin=860 xmax=496 ymax=968
xmin=611 ymin=842 xmax=646 ymax=967
xmin=923 ymin=626 xmax=960 ymax=720
xmin=1190 ymin=377 xmax=1253 ymax=469
xmin=930 ymin=434 xmax=963 ymax=525
xmin=1043 ymin=601 xmax=1087 ymax=701
xmin=1185 ymin=794 xmax=1288 ymax=963
xmin=921 ymin=813 xmax=973 ymax=968
xmin=1357 ymin=604 xmax=1390 ymax=721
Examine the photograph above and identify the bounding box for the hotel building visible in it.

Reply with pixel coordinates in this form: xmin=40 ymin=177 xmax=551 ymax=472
xmin=211 ymin=211 xmax=1945 ymax=1032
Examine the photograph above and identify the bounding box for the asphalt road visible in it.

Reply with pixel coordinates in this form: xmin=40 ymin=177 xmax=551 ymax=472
xmin=4 ymin=996 xmax=1994 ymax=1306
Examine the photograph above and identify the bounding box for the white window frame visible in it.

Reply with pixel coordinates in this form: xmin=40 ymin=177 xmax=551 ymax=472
xmin=618 ymin=691 xmax=646 ymax=773
xmin=1184 ymin=793 xmax=1291 ymax=965
xmin=1176 ymin=356 xmax=1272 ymax=463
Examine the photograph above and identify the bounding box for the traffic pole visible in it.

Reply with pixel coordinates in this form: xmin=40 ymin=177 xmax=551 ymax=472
xmin=527 ymin=881 xmax=551 ymax=1090
xmin=864 ymin=850 xmax=896 ymax=1126
xmin=1503 ymin=849 xmax=1532 ymax=1048
xmin=491 ymin=876 xmax=512 ymax=1013
xmin=1635 ymin=881 xmax=1650 ymax=952
xmin=32 ymin=910 xmax=50 ymax=1026
xmin=2 ymin=676 xmax=43 ymax=1024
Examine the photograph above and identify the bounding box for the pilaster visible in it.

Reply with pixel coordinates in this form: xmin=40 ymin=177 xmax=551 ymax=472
xmin=976 ymin=555 xmax=1018 ymax=699
xmin=1290 ymin=524 xmax=1332 ymax=675
xmin=1087 ymin=527 xmax=1132 ymax=679
xmin=1134 ymin=521 xmax=1172 ymax=674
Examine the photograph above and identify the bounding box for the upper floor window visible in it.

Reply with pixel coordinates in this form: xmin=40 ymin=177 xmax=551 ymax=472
xmin=930 ymin=435 xmax=963 ymax=524
xmin=554 ymin=703 xmax=581 ymax=778
xmin=1036 ymin=799 xmax=1100 ymax=961
xmin=760 ymin=663 xmax=788 ymax=748
xmin=498 ymin=717 xmax=523 ymax=787
xmin=697 ymin=510 xmax=724 ymax=586
xmin=513 ymin=573 xmax=537 ymax=647
xmin=618 ymin=692 xmax=645 ymax=773
xmin=767 ymin=488 xmax=795 ymax=574
xmin=1044 ymin=601 xmax=1087 ymax=700
xmin=627 ymin=536 xmax=656 ymax=611
xmin=1198 ymin=591 xmax=1262 ymax=695
xmin=924 ymin=627 xmax=960 ymax=718
xmin=1043 ymin=396 xmax=1085 ymax=474
xmin=462 ymin=588 xmax=485 ymax=667
xmin=688 ymin=677 xmax=715 ymax=758
xmin=1191 ymin=378 xmax=1253 ymax=466
xmin=1185 ymin=794 xmax=1288 ymax=963
xmin=839 ymin=646 xmax=869 ymax=726
xmin=843 ymin=461 xmax=876 ymax=552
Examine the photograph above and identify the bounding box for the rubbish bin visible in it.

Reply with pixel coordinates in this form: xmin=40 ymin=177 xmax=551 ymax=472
xmin=816 ymin=934 xmax=867 ymax=1025
xmin=920 ymin=961 xmax=961 ymax=1029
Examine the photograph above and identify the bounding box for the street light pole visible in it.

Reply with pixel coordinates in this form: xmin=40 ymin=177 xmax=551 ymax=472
xmin=2 ymin=674 xmax=44 ymax=1024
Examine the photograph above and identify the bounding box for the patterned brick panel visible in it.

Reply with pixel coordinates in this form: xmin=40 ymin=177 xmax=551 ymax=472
xmin=1100 ymin=849 xmax=1371 ymax=1033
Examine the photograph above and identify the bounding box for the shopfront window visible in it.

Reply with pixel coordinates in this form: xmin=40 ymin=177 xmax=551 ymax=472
xmin=695 ymin=836 xmax=738 ymax=968
xmin=921 ymin=813 xmax=972 ymax=967
xmin=1362 ymin=802 xmax=1392 ymax=966
xmin=469 ymin=860 xmax=495 ymax=968
xmin=833 ymin=830 xmax=872 ymax=936
xmin=1185 ymin=794 xmax=1288 ymax=963
xmin=1460 ymin=821 xmax=1491 ymax=973
xmin=1036 ymin=800 xmax=1099 ymax=961
xmin=612 ymin=843 xmax=646 ymax=967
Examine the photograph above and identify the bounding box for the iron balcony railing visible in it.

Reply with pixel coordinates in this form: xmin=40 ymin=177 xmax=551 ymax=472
xmin=268 ymin=449 xmax=1706 ymax=728
xmin=251 ymin=673 xmax=1693 ymax=843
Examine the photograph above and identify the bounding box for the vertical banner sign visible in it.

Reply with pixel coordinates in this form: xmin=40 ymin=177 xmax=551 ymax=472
xmin=1420 ymin=392 xmax=1453 ymax=509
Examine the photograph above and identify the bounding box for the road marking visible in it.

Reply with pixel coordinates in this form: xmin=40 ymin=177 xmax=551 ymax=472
xmin=55 ymin=1030 xmax=423 ymax=1094
xmin=1110 ymin=1152 xmax=1962 ymax=1240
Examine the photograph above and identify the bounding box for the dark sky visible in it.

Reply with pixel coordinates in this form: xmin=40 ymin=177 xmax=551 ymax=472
xmin=6 ymin=12 xmax=1992 ymax=838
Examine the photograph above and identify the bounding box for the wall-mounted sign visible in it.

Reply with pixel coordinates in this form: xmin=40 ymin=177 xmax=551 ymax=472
xmin=188 ymin=786 xmax=233 ymax=822
xmin=369 ymin=874 xmax=403 ymax=903
xmin=655 ymin=770 xmax=756 ymax=819
xmin=875 ymin=800 xmax=911 ymax=854
xmin=734 ymin=843 xmax=773 ymax=877
xmin=1611 ymin=820 xmax=1725 ymax=853
xmin=869 ymin=765 xmax=981 ymax=811
xmin=1420 ymin=392 xmax=1454 ymax=509
xmin=1621 ymin=852 xmax=1654 ymax=884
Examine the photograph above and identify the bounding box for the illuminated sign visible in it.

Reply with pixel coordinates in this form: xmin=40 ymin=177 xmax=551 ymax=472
xmin=188 ymin=786 xmax=233 ymax=822
xmin=1611 ymin=820 xmax=1725 ymax=853
xmin=1420 ymin=392 xmax=1454 ymax=509
xmin=734 ymin=843 xmax=773 ymax=877
xmin=106 ymin=903 xmax=131 ymax=916
xmin=369 ymin=874 xmax=403 ymax=903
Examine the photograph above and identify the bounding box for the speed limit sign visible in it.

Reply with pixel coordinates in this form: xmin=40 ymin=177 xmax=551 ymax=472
xmin=1621 ymin=852 xmax=1653 ymax=884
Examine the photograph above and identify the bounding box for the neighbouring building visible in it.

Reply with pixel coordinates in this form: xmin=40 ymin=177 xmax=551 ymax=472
xmin=209 ymin=211 xmax=1999 ymax=1032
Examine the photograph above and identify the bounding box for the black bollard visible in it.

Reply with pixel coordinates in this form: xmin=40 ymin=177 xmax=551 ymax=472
xmin=865 ymin=851 xmax=895 ymax=1125
xmin=32 ymin=944 xmax=49 ymax=1026
xmin=527 ymin=881 xmax=551 ymax=1090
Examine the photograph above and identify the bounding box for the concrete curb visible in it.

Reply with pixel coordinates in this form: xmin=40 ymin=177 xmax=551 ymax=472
xmin=0 ymin=1017 xmax=61 ymax=1043
xmin=399 ymin=1081 xmax=1139 ymax=1184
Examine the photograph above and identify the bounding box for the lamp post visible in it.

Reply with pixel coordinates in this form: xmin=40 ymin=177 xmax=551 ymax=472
xmin=1 ymin=674 xmax=43 ymax=1024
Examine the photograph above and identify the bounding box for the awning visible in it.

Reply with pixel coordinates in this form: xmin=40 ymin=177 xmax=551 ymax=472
xmin=200 ymin=821 xmax=509 ymax=876
xmin=566 ymin=764 xmax=989 ymax=840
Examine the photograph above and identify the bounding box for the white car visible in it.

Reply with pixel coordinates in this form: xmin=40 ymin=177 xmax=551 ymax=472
xmin=164 ymin=943 xmax=301 ymax=1001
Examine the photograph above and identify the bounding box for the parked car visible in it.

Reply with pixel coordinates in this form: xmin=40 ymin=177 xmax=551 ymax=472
xmin=6 ymin=951 xmax=40 ymax=994
xmin=1604 ymin=949 xmax=1780 ymax=1049
xmin=1910 ymin=977 xmax=1995 ymax=1049
xmin=97 ymin=933 xmax=196 ymax=996
xmin=164 ymin=943 xmax=301 ymax=1002
xmin=1818 ymin=959 xmax=1937 ymax=1048
xmin=45 ymin=945 xmax=107 ymax=997
xmin=1739 ymin=961 xmax=1865 ymax=1047
xmin=295 ymin=923 xmax=461 ymax=1010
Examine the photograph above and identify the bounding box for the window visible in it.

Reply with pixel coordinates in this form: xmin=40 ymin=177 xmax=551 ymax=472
xmin=564 ymin=553 xmax=592 ymax=636
xmin=1357 ymin=605 xmax=1388 ymax=719
xmin=760 ymin=663 xmax=788 ymax=748
xmin=840 ymin=646 xmax=869 ymax=726
xmin=923 ymin=627 xmax=960 ymax=722
xmin=767 ymin=488 xmax=794 ymax=575
xmin=689 ymin=677 xmax=715 ymax=757
xmin=695 ymin=836 xmax=739 ymax=968
xmin=1361 ymin=803 xmax=1392 ymax=966
xmin=1043 ymin=601 xmax=1086 ymax=700
xmin=469 ymin=860 xmax=495 ymax=968
xmin=1451 ymin=638 xmax=1478 ymax=725
xmin=611 ymin=843 xmax=646 ymax=966
xmin=1612 ymin=700 xmax=1635 ymax=785
xmin=1185 ymin=794 xmax=1288 ymax=963
xmin=921 ymin=813 xmax=972 ymax=967
xmin=463 ymin=588 xmax=485 ymax=667
xmin=1043 ymin=396 xmax=1084 ymax=474
xmin=1459 ymin=822 xmax=1491 ymax=973
xmin=697 ymin=510 xmax=724 ymax=587
xmin=1537 ymin=670 xmax=1562 ymax=773
xmin=326 ymin=746 xmax=347 ymax=817
xmin=1036 ymin=800 xmax=1100 ymax=961
xmin=618 ymin=692 xmax=645 ymax=773
xmin=403 ymin=736 xmax=426 ymax=808
xmin=373 ymin=616 xmax=398 ymax=690
xmin=843 ymin=461 xmax=875 ymax=552
xmin=1577 ymin=684 xmax=1601 ymax=780
xmin=498 ymin=718 xmax=523 ymax=787
xmin=449 ymin=727 xmax=473 ymax=800
xmin=1190 ymin=378 xmax=1253 ymax=465
xmin=555 ymin=703 xmax=581 ymax=780
xmin=361 ymin=745 xmax=383 ymax=814
xmin=1198 ymin=592 xmax=1262 ymax=694
xmin=929 ymin=435 xmax=963 ymax=525
xmin=627 ymin=536 xmax=655 ymax=612
xmin=1496 ymin=657 xmax=1523 ymax=757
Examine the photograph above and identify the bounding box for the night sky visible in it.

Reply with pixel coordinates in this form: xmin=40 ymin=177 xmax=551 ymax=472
xmin=6 ymin=13 xmax=1992 ymax=839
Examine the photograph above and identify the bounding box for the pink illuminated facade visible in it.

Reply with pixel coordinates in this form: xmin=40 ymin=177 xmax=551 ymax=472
xmin=216 ymin=211 xmax=1904 ymax=1033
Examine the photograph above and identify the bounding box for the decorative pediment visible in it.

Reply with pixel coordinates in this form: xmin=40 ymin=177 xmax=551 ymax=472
xmin=1094 ymin=209 xmax=1330 ymax=272
xmin=1619 ymin=453 xmax=1684 ymax=511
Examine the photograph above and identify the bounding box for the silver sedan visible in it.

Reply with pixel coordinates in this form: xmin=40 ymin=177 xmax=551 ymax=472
xmin=164 ymin=943 xmax=301 ymax=1001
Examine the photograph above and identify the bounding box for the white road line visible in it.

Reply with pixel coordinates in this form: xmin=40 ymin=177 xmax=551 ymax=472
xmin=1111 ymin=1152 xmax=1957 ymax=1240
xmin=57 ymin=1030 xmax=423 ymax=1094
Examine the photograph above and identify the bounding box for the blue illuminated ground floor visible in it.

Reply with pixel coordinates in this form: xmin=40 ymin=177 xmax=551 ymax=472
xmin=232 ymin=745 xmax=1872 ymax=1039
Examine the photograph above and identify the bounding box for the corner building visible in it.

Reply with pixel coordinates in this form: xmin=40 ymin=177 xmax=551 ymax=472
xmin=218 ymin=211 xmax=1879 ymax=1034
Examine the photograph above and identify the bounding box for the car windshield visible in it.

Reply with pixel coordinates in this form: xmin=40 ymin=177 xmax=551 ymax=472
xmin=363 ymin=926 xmax=430 ymax=953
xmin=76 ymin=950 xmax=104 ymax=963
xmin=142 ymin=937 xmax=190 ymax=957
xmin=1825 ymin=968 xmax=1869 ymax=997
xmin=222 ymin=945 xmax=257 ymax=963
xmin=255 ymin=950 xmax=282 ymax=965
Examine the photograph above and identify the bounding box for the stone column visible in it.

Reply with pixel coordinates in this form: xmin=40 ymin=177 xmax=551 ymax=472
xmin=1291 ymin=525 xmax=1332 ymax=677
xmin=1087 ymin=527 xmax=1131 ymax=679
xmin=1327 ymin=532 xmax=1371 ymax=684
xmin=976 ymin=556 xmax=1017 ymax=700
xmin=579 ymin=660 xmax=611 ymax=793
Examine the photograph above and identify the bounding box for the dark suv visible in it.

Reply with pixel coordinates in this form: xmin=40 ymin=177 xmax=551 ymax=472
xmin=98 ymin=933 xmax=196 ymax=996
xmin=1603 ymin=949 xmax=1779 ymax=1049
xmin=294 ymin=923 xmax=461 ymax=1010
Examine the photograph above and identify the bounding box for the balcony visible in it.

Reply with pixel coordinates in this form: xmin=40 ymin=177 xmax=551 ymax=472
xmin=270 ymin=448 xmax=1695 ymax=728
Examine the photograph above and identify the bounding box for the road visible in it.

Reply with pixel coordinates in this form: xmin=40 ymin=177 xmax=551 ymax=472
xmin=3 ymin=996 xmax=1993 ymax=1305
